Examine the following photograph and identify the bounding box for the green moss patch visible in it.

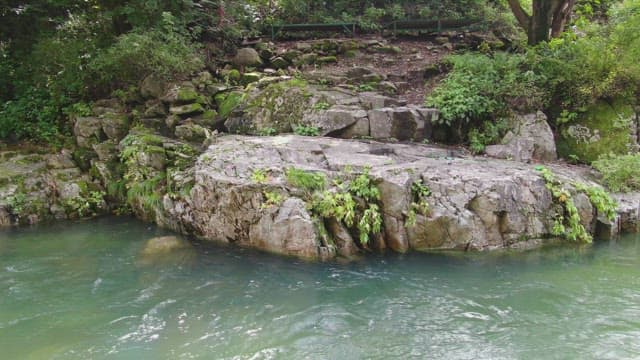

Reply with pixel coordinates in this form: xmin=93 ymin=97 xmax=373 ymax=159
xmin=557 ymin=99 xmax=635 ymax=163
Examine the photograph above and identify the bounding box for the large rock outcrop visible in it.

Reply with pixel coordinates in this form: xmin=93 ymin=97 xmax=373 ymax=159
xmin=152 ymin=135 xmax=640 ymax=260
xmin=0 ymin=150 xmax=108 ymax=226
xmin=222 ymin=79 xmax=438 ymax=141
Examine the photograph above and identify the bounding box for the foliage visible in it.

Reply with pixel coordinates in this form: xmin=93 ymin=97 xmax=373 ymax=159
xmin=309 ymin=167 xmax=383 ymax=245
xmin=592 ymin=153 xmax=640 ymax=192
xmin=313 ymin=190 xmax=357 ymax=228
xmin=312 ymin=101 xmax=331 ymax=111
xmin=535 ymin=166 xmax=617 ymax=242
xmin=536 ymin=166 xmax=592 ymax=243
xmin=251 ymin=169 xmax=269 ymax=183
xmin=0 ymin=88 xmax=65 ymax=145
xmin=257 ymin=127 xmax=278 ymax=136
xmin=293 ymin=125 xmax=320 ymax=136
xmin=64 ymin=190 xmax=106 ymax=217
xmin=357 ymin=203 xmax=383 ymax=243
xmin=356 ymin=83 xmax=376 ymax=92
xmin=119 ymin=132 xmax=166 ymax=214
xmin=286 ymin=168 xmax=326 ymax=192
xmin=349 ymin=168 xmax=380 ymax=202
xmin=468 ymin=119 xmax=509 ymax=154
xmin=527 ymin=31 xmax=632 ymax=125
xmin=262 ymin=191 xmax=284 ymax=208
xmin=426 ymin=52 xmax=543 ymax=130
xmin=6 ymin=193 xmax=27 ymax=216
xmin=87 ymin=12 xmax=203 ymax=95
xmin=573 ymin=183 xmax=618 ymax=221
xmin=406 ymin=179 xmax=431 ymax=227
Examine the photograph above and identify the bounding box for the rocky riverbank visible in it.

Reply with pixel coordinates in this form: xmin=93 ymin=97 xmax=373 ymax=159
xmin=1 ymin=36 xmax=639 ymax=260
xmin=2 ymin=131 xmax=639 ymax=260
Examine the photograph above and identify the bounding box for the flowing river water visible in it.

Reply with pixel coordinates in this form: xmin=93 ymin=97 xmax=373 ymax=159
xmin=1 ymin=217 xmax=639 ymax=359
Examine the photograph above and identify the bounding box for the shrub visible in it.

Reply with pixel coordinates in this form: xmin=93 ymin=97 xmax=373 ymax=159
xmin=468 ymin=119 xmax=509 ymax=154
xmin=592 ymin=153 xmax=640 ymax=192
xmin=87 ymin=13 xmax=203 ymax=95
xmin=0 ymin=88 xmax=64 ymax=145
xmin=426 ymin=52 xmax=543 ymax=128
xmin=286 ymin=168 xmax=326 ymax=191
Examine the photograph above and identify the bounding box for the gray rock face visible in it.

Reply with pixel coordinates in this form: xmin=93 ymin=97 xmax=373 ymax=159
xmin=155 ymin=135 xmax=639 ymax=260
xmin=224 ymin=80 xmax=438 ymax=141
xmin=302 ymin=105 xmax=367 ymax=136
xmin=140 ymin=75 xmax=166 ymax=99
xmin=74 ymin=117 xmax=104 ymax=147
xmin=0 ymin=150 xmax=107 ymax=226
xmin=175 ymin=123 xmax=209 ymax=143
xmin=486 ymin=112 xmax=557 ymax=162
xmin=368 ymin=106 xmax=436 ymax=141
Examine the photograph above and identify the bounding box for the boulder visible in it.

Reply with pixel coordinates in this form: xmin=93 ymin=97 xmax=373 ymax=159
xmin=0 ymin=206 xmax=10 ymax=227
xmin=92 ymin=140 xmax=118 ymax=162
xmin=368 ymin=106 xmax=434 ymax=141
xmin=270 ymin=56 xmax=289 ymax=69
xmin=358 ymin=92 xmax=406 ymax=110
xmin=74 ymin=117 xmax=103 ymax=143
xmin=101 ymin=112 xmax=129 ymax=140
xmin=140 ymin=74 xmax=166 ymax=99
xmin=141 ymin=236 xmax=190 ymax=256
xmin=241 ymin=72 xmax=262 ymax=85
xmin=144 ymin=99 xmax=167 ymax=118
xmin=175 ymin=123 xmax=210 ymax=143
xmin=301 ymin=105 xmax=367 ymax=136
xmin=486 ymin=112 xmax=556 ymax=162
xmin=233 ymin=48 xmax=262 ymax=69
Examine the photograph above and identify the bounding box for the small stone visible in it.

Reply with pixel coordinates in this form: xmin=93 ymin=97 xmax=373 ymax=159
xmin=270 ymin=56 xmax=289 ymax=69
xmin=175 ymin=123 xmax=210 ymax=143
xmin=241 ymin=72 xmax=262 ymax=85
xmin=140 ymin=74 xmax=166 ymax=99
xmin=170 ymin=103 xmax=204 ymax=117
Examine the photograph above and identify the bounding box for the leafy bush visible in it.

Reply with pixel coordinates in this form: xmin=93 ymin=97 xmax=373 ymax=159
xmin=293 ymin=125 xmax=320 ymax=136
xmin=592 ymin=153 xmax=640 ymax=192
xmin=88 ymin=13 xmax=203 ymax=95
xmin=610 ymin=0 xmax=640 ymax=82
xmin=426 ymin=52 xmax=543 ymax=132
xmin=468 ymin=119 xmax=509 ymax=154
xmin=0 ymin=88 xmax=64 ymax=144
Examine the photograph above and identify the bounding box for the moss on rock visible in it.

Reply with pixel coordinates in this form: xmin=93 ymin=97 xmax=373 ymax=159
xmin=557 ymin=99 xmax=635 ymax=163
xmin=245 ymin=79 xmax=310 ymax=133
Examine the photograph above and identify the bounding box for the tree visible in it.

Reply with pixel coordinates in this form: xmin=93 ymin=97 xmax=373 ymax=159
xmin=507 ymin=0 xmax=577 ymax=45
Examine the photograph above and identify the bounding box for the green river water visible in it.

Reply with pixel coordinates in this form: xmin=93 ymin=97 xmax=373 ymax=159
xmin=1 ymin=217 xmax=639 ymax=359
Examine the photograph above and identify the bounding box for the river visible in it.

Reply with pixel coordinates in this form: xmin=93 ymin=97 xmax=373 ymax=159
xmin=1 ymin=217 xmax=639 ymax=359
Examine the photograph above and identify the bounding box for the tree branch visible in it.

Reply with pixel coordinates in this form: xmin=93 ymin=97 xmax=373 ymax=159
xmin=551 ymin=0 xmax=576 ymax=38
xmin=506 ymin=0 xmax=531 ymax=31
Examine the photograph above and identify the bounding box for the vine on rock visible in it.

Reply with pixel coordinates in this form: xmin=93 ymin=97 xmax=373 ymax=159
xmin=536 ymin=166 xmax=617 ymax=243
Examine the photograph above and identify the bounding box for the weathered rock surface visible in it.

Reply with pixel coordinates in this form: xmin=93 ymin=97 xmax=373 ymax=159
xmin=233 ymin=48 xmax=262 ymax=68
xmin=153 ymin=135 xmax=640 ymax=260
xmin=486 ymin=111 xmax=556 ymax=162
xmin=0 ymin=150 xmax=107 ymax=226
xmin=221 ymin=80 xmax=438 ymax=141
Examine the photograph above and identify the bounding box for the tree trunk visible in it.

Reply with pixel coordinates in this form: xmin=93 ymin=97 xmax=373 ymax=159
xmin=529 ymin=0 xmax=554 ymax=44
xmin=506 ymin=0 xmax=576 ymax=45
